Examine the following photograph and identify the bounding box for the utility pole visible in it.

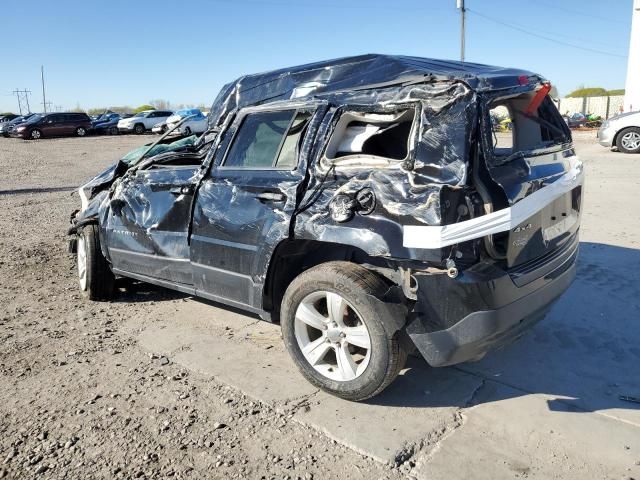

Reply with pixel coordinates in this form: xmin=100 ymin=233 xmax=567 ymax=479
xmin=457 ymin=0 xmax=466 ymax=62
xmin=41 ymin=65 xmax=48 ymax=113
xmin=12 ymin=88 xmax=31 ymax=115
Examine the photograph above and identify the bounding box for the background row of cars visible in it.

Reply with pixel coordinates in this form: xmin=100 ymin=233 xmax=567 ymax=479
xmin=0 ymin=108 xmax=208 ymax=140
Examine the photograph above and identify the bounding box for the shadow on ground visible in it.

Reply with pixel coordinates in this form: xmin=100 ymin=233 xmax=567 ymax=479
xmin=115 ymin=242 xmax=640 ymax=417
xmin=368 ymin=242 xmax=640 ymax=417
xmin=0 ymin=186 xmax=77 ymax=196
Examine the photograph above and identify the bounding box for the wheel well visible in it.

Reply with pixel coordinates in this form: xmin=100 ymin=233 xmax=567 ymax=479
xmin=262 ymin=240 xmax=393 ymax=321
xmin=613 ymin=126 xmax=640 ymax=147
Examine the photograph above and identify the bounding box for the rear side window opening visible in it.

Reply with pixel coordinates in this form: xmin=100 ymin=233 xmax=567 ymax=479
xmin=488 ymin=91 xmax=571 ymax=164
xmin=323 ymin=107 xmax=416 ymax=167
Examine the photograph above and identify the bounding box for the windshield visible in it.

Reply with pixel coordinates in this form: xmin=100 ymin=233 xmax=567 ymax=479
xmin=175 ymin=109 xmax=200 ymax=117
xmin=132 ymin=112 xmax=145 ymax=118
xmin=26 ymin=114 xmax=44 ymax=123
xmin=120 ymin=135 xmax=198 ymax=166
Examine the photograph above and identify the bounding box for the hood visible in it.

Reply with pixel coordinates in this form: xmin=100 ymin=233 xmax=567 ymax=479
xmin=77 ymin=135 xmax=200 ymax=207
xmin=166 ymin=114 xmax=182 ymax=124
xmin=608 ymin=110 xmax=640 ymax=122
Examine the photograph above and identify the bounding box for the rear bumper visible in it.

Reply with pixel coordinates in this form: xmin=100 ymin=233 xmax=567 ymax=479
xmin=407 ymin=237 xmax=578 ymax=367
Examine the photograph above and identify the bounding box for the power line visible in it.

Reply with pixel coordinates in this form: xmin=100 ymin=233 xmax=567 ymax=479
xmin=517 ymin=0 xmax=619 ymax=24
xmin=485 ymin=14 xmax=622 ymax=50
xmin=467 ymin=9 xmax=627 ymax=59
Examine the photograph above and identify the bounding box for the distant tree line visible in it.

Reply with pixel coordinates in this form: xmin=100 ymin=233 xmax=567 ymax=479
xmin=566 ymin=87 xmax=625 ymax=98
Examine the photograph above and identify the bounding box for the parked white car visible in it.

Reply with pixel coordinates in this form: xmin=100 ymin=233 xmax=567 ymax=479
xmin=165 ymin=108 xmax=201 ymax=125
xmin=598 ymin=111 xmax=640 ymax=153
xmin=175 ymin=112 xmax=208 ymax=136
xmin=151 ymin=122 xmax=168 ymax=134
xmin=165 ymin=108 xmax=208 ymax=136
xmin=118 ymin=110 xmax=173 ymax=134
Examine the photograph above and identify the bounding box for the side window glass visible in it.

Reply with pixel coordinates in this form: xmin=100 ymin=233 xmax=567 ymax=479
xmin=275 ymin=112 xmax=312 ymax=168
xmin=224 ymin=110 xmax=295 ymax=168
xmin=490 ymin=105 xmax=513 ymax=156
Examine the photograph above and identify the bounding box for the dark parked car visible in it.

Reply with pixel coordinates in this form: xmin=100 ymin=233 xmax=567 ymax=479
xmin=91 ymin=113 xmax=121 ymax=135
xmin=0 ymin=114 xmax=19 ymax=123
xmin=0 ymin=113 xmax=35 ymax=137
xmin=11 ymin=112 xmax=92 ymax=139
xmin=68 ymin=55 xmax=582 ymax=401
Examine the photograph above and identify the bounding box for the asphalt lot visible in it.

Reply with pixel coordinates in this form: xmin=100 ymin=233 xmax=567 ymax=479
xmin=0 ymin=130 xmax=639 ymax=479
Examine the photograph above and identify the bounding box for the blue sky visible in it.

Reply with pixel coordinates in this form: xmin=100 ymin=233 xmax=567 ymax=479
xmin=0 ymin=0 xmax=633 ymax=113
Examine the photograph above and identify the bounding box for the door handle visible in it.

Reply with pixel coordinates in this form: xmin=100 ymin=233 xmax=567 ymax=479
xmin=254 ymin=192 xmax=286 ymax=203
xmin=170 ymin=185 xmax=195 ymax=195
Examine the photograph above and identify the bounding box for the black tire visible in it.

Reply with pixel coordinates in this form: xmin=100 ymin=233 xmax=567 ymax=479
xmin=77 ymin=224 xmax=115 ymax=301
xmin=615 ymin=127 xmax=640 ymax=154
xmin=134 ymin=123 xmax=145 ymax=134
xmin=30 ymin=128 xmax=42 ymax=140
xmin=280 ymin=261 xmax=408 ymax=401
xmin=109 ymin=126 xmax=118 ymax=135
xmin=76 ymin=126 xmax=87 ymax=137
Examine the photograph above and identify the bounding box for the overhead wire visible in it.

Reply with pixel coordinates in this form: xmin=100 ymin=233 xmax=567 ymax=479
xmin=467 ymin=9 xmax=627 ymax=59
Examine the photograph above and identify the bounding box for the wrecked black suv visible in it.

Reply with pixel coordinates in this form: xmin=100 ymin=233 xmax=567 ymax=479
xmin=69 ymin=55 xmax=582 ymax=401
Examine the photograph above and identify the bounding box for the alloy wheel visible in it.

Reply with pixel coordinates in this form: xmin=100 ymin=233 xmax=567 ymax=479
xmin=621 ymin=131 xmax=640 ymax=151
xmin=31 ymin=130 xmax=41 ymax=139
xmin=294 ymin=291 xmax=371 ymax=382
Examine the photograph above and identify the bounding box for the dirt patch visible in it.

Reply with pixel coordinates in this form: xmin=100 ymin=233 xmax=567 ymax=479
xmin=0 ymin=136 xmax=402 ymax=479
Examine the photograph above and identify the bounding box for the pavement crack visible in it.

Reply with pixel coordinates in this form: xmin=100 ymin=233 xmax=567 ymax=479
xmin=394 ymin=410 xmax=465 ymax=471
xmin=465 ymin=378 xmax=487 ymax=407
xmin=280 ymin=389 xmax=321 ymax=415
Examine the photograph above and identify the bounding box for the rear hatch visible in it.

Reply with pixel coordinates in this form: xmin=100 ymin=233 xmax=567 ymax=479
xmin=482 ymin=88 xmax=583 ymax=275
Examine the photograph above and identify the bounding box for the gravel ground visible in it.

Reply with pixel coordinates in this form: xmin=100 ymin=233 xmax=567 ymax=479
xmin=0 ymin=135 xmax=405 ymax=480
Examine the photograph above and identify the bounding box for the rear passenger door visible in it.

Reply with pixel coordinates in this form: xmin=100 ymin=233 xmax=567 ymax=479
xmin=190 ymin=105 xmax=322 ymax=309
xmin=61 ymin=114 xmax=77 ymax=135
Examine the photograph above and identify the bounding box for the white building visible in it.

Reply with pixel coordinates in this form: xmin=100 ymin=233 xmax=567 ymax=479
xmin=624 ymin=0 xmax=640 ymax=112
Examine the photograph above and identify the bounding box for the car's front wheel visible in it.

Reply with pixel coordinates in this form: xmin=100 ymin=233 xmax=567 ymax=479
xmin=280 ymin=262 xmax=408 ymax=401
xmin=134 ymin=123 xmax=145 ymax=134
xmin=30 ymin=129 xmax=42 ymax=140
xmin=109 ymin=126 xmax=118 ymax=135
xmin=616 ymin=127 xmax=640 ymax=154
xmin=77 ymin=224 xmax=115 ymax=301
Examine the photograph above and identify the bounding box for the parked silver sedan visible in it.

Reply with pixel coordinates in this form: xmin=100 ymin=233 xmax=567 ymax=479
xmin=598 ymin=111 xmax=640 ymax=153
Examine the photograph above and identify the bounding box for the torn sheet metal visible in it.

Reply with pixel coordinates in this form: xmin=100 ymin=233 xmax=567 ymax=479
xmin=403 ymin=157 xmax=584 ymax=249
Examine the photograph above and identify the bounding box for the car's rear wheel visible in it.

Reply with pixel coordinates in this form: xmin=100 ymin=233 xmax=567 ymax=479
xmin=76 ymin=126 xmax=86 ymax=137
xmin=134 ymin=123 xmax=145 ymax=134
xmin=30 ymin=129 xmax=42 ymax=140
xmin=77 ymin=224 xmax=115 ymax=301
xmin=280 ymin=261 xmax=408 ymax=401
xmin=109 ymin=126 xmax=118 ymax=135
xmin=616 ymin=127 xmax=640 ymax=154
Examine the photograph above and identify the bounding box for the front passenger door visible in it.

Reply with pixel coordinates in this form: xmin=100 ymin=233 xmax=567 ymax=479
xmin=104 ymin=159 xmax=201 ymax=285
xmin=45 ymin=114 xmax=64 ymax=136
xmin=190 ymin=106 xmax=320 ymax=309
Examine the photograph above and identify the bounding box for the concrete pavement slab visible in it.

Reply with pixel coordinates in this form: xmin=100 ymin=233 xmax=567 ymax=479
xmin=414 ymin=382 xmax=640 ymax=480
